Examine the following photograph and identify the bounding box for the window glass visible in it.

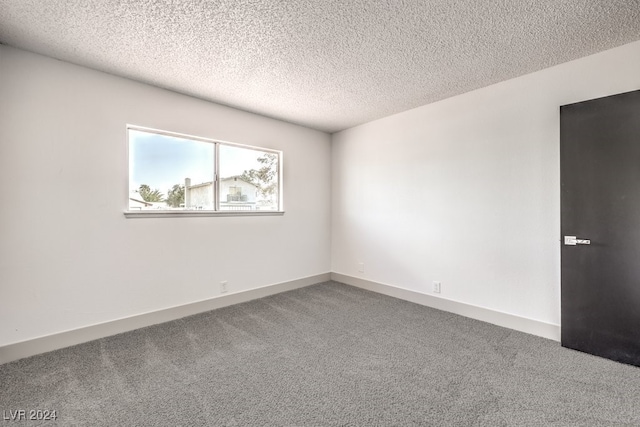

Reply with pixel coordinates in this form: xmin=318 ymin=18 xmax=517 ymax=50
xmin=129 ymin=130 xmax=215 ymax=210
xmin=219 ymin=144 xmax=280 ymax=211
xmin=128 ymin=127 xmax=281 ymax=213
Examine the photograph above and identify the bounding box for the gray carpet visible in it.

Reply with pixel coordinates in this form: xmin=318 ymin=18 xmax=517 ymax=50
xmin=2 ymin=281 xmax=640 ymax=426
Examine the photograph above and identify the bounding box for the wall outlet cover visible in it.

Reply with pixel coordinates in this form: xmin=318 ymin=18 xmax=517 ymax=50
xmin=433 ymin=281 xmax=441 ymax=294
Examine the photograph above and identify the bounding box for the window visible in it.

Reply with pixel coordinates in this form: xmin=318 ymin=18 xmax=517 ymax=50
xmin=127 ymin=126 xmax=282 ymax=216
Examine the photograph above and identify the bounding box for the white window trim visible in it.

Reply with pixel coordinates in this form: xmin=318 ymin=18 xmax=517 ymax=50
xmin=124 ymin=210 xmax=285 ymax=218
xmin=125 ymin=125 xmax=284 ymax=217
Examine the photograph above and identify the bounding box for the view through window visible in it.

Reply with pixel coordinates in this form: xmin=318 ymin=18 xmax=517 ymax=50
xmin=128 ymin=127 xmax=281 ymax=212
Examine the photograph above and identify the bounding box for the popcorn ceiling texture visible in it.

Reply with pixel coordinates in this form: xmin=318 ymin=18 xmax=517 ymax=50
xmin=1 ymin=0 xmax=639 ymax=133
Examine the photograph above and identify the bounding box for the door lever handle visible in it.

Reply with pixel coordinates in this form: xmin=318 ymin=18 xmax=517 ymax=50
xmin=564 ymin=236 xmax=591 ymax=245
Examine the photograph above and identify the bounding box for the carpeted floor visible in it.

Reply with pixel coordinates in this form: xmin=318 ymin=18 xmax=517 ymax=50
xmin=1 ymin=281 xmax=640 ymax=426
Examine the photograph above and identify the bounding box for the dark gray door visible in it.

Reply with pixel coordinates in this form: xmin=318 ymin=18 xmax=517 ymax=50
xmin=560 ymin=89 xmax=640 ymax=367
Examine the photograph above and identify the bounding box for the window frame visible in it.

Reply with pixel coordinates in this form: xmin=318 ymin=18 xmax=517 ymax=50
xmin=124 ymin=125 xmax=284 ymax=218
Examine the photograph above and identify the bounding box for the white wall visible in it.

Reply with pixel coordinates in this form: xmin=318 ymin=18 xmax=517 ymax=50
xmin=332 ymin=40 xmax=640 ymax=328
xmin=2 ymin=40 xmax=639 ymax=350
xmin=0 ymin=46 xmax=331 ymax=347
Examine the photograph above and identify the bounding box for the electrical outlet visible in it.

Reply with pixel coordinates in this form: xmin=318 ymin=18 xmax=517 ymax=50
xmin=220 ymin=281 xmax=228 ymax=293
xmin=358 ymin=262 xmax=365 ymax=273
xmin=432 ymin=281 xmax=441 ymax=294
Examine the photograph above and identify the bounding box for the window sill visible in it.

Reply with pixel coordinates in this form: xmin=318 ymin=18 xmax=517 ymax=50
xmin=124 ymin=210 xmax=285 ymax=219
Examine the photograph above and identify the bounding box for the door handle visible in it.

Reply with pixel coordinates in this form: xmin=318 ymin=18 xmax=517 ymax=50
xmin=564 ymin=236 xmax=591 ymax=245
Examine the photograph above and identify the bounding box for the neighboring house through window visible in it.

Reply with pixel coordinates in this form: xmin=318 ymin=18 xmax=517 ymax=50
xmin=127 ymin=126 xmax=282 ymax=215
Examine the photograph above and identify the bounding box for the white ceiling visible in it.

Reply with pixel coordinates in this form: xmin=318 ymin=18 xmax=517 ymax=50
xmin=1 ymin=1 xmax=639 ymax=133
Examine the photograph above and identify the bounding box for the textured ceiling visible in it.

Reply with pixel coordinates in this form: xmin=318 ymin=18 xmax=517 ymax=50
xmin=1 ymin=1 xmax=640 ymax=133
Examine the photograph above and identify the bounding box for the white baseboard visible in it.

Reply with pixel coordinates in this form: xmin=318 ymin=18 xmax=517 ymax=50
xmin=0 ymin=273 xmax=331 ymax=365
xmin=0 ymin=272 xmax=560 ymax=364
xmin=331 ymin=272 xmax=560 ymax=342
